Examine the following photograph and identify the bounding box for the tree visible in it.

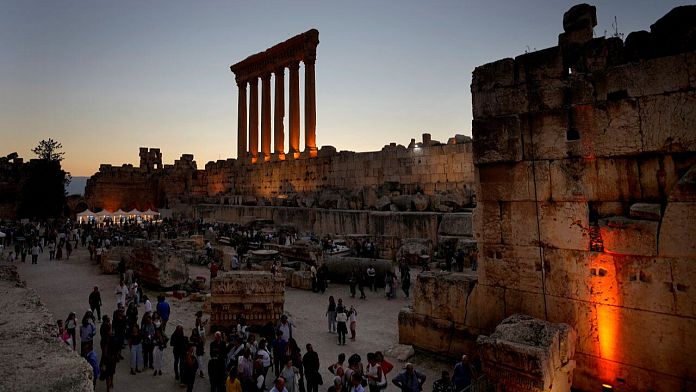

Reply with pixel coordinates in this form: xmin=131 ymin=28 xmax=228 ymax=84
xmin=32 ymin=138 xmax=65 ymax=161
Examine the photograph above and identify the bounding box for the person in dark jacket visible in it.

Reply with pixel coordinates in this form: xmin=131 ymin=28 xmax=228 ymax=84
xmin=171 ymin=325 xmax=189 ymax=381
xmin=89 ymin=286 xmax=102 ymax=320
xmin=302 ymin=343 xmax=321 ymax=392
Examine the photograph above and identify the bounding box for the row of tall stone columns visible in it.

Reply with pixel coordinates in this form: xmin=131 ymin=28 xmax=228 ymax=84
xmin=236 ymin=60 xmax=316 ymax=162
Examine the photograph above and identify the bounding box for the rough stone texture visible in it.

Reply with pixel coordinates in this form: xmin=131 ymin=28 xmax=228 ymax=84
xmin=428 ymin=5 xmax=696 ymax=392
xmin=210 ymin=271 xmax=285 ymax=329
xmin=85 ymin=141 xmax=475 ymax=217
xmin=477 ymin=314 xmax=577 ymax=392
xmin=128 ymin=240 xmax=190 ymax=288
xmin=0 ymin=265 xmax=93 ymax=392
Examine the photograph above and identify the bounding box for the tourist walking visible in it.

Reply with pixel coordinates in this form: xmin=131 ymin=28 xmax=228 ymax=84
xmin=141 ymin=313 xmax=156 ymax=369
xmin=31 ymin=243 xmax=40 ymax=264
xmin=452 ymin=354 xmax=474 ymax=391
xmin=190 ymin=327 xmax=206 ymax=378
xmin=326 ymin=296 xmax=337 ymax=333
xmin=433 ymin=370 xmax=455 ymax=392
xmin=65 ymin=311 xmax=77 ymax=351
xmin=208 ymin=331 xmax=227 ymax=391
xmin=384 ymin=272 xmax=392 ymax=299
xmin=280 ymin=359 xmax=300 ymax=392
xmin=89 ymin=286 xmax=102 ymax=320
xmin=115 ymin=280 xmax=127 ymax=307
xmin=366 ymin=265 xmax=376 ymax=291
xmin=100 ymin=328 xmax=119 ymax=392
xmin=402 ymin=272 xmax=411 ymax=298
xmin=79 ymin=311 xmax=97 ymax=356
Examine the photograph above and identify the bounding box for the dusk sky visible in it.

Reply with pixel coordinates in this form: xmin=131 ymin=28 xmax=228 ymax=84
xmin=1 ymin=0 xmax=687 ymax=176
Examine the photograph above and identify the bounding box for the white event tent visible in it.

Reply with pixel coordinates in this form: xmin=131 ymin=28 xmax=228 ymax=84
xmin=76 ymin=209 xmax=95 ymax=224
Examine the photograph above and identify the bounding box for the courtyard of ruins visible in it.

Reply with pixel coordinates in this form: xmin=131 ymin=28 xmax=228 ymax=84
xmin=1 ymin=2 xmax=695 ymax=392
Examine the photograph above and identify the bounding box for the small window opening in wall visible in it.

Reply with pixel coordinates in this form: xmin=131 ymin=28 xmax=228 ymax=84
xmin=567 ymin=127 xmax=581 ymax=141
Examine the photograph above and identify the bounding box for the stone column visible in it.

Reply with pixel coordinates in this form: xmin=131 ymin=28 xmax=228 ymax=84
xmin=273 ymin=67 xmax=285 ymax=160
xmin=261 ymin=74 xmax=272 ymax=162
xmin=304 ymin=57 xmax=317 ymax=157
xmin=236 ymin=81 xmax=247 ymax=159
xmin=288 ymin=61 xmax=301 ymax=158
xmin=248 ymin=77 xmax=259 ymax=162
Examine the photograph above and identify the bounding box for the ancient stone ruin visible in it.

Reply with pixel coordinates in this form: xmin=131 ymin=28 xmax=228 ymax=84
xmin=0 ymin=266 xmax=93 ymax=391
xmin=231 ymin=29 xmax=319 ymax=161
xmin=210 ymin=271 xmax=285 ymax=329
xmin=400 ymin=4 xmax=696 ymax=391
xmin=477 ymin=314 xmax=577 ymax=392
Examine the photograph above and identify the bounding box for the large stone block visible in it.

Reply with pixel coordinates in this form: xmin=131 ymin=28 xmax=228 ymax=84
xmin=473 ymin=85 xmax=528 ymax=118
xmin=437 ymin=213 xmax=472 ymax=237
xmin=398 ymin=309 xmax=479 ymax=356
xmin=473 ymin=201 xmax=502 ymax=244
xmin=671 ymin=257 xmax=696 ymax=318
xmin=549 ymin=158 xmax=640 ymax=202
xmin=522 ymin=110 xmax=569 ymax=160
xmin=477 ymin=314 xmax=577 ymax=392
xmin=602 ymin=55 xmax=691 ymax=99
xmin=412 ymin=272 xmax=476 ymax=325
xmin=539 ymin=202 xmax=590 ymax=250
xmin=478 ymin=244 xmax=543 ymax=292
xmin=476 ymin=161 xmax=551 ymax=202
xmin=471 ymin=58 xmax=516 ymax=92
xmin=590 ymin=99 xmax=643 ymax=157
xmin=599 ymin=216 xmax=658 ymax=256
xmin=640 ymin=92 xmax=696 ymax=153
xmin=472 ymin=116 xmax=524 ymax=164
xmin=659 ymin=202 xmax=696 ymax=257
xmin=500 ymin=201 xmax=540 ymax=246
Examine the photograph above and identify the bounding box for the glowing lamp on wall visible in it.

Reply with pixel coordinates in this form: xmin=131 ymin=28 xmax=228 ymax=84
xmin=601 ymin=384 xmax=613 ymax=392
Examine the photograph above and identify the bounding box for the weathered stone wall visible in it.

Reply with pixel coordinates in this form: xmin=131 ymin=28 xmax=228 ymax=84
xmin=85 ymin=140 xmax=475 ymax=216
xmin=0 ymin=265 xmax=93 ymax=392
xmin=466 ymin=5 xmax=696 ymax=392
xmin=195 ymin=204 xmax=472 ymax=246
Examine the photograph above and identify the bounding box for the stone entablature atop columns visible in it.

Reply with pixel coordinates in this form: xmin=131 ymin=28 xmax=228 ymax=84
xmin=231 ymin=29 xmax=319 ymax=163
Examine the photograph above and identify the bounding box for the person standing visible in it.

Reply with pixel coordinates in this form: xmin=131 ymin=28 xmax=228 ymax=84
xmin=171 ymin=325 xmax=189 ymax=382
xmin=156 ymin=295 xmax=171 ymax=332
xmin=326 ymin=296 xmax=337 ymax=333
xmin=336 ymin=308 xmax=348 ymax=346
xmin=280 ymin=359 xmax=300 ymax=392
xmin=115 ymin=280 xmax=127 ymax=307
xmin=402 ymin=272 xmax=411 ymax=299
xmin=65 ymin=239 xmax=73 ymax=259
xmin=65 ymin=312 xmax=77 ymax=351
xmin=183 ymin=344 xmax=199 ymax=392
xmin=270 ymin=377 xmax=289 ymax=392
xmin=433 ymin=370 xmax=455 ymax=392
xmin=348 ymin=306 xmax=358 ymax=341
xmin=80 ymin=311 xmax=97 ymax=356
xmin=302 ymin=344 xmax=320 ymax=392
xmin=366 ymin=265 xmax=376 ymax=292
xmin=89 ymin=286 xmax=102 ymax=320
xmin=48 ymin=241 xmax=55 ymax=260
xmin=129 ymin=324 xmax=144 ymax=375
xmin=391 ymin=363 xmax=426 ymax=392
xmin=152 ymin=329 xmax=167 ymax=376
xmin=452 ymin=354 xmax=474 ymax=391
xmin=31 ymin=243 xmax=40 ymax=264
xmin=365 ymin=353 xmax=386 ymax=392
xmin=208 ymin=331 xmax=227 ymax=392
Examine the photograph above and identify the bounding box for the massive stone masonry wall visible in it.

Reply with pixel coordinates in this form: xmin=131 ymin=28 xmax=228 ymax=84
xmin=0 ymin=265 xmax=93 ymax=391
xmin=467 ymin=5 xmax=695 ymax=392
xmin=85 ymin=140 xmax=475 ymax=216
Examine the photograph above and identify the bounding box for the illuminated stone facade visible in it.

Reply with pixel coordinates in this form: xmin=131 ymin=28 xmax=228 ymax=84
xmin=400 ymin=4 xmax=696 ymax=392
xmin=210 ymin=271 xmax=285 ymax=329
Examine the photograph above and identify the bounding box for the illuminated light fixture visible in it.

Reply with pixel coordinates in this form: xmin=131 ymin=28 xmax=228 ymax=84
xmin=601 ymin=384 xmax=613 ymax=392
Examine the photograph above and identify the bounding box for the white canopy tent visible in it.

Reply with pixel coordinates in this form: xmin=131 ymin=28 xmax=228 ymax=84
xmin=76 ymin=209 xmax=96 ymax=224
xmin=95 ymin=210 xmax=113 ymax=223
xmin=127 ymin=209 xmax=142 ymax=218
xmin=141 ymin=209 xmax=161 ymax=221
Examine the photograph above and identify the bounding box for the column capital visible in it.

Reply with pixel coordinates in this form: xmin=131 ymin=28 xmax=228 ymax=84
xmin=248 ymin=77 xmax=258 ymax=86
xmin=274 ymin=66 xmax=285 ymax=76
xmin=236 ymin=79 xmax=247 ymax=88
xmin=260 ymin=73 xmax=272 ymax=81
xmin=287 ymin=61 xmax=300 ymax=71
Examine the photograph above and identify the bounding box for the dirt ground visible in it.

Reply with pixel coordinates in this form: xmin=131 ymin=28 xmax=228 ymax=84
xmin=15 ymin=246 xmax=452 ymax=391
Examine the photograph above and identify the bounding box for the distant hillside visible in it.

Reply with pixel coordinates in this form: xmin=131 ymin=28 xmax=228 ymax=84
xmin=66 ymin=176 xmax=88 ymax=196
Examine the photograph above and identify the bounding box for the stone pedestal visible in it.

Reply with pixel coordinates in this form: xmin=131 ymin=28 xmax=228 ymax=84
xmin=210 ymin=271 xmax=285 ymax=328
xmin=477 ymin=314 xmax=577 ymax=392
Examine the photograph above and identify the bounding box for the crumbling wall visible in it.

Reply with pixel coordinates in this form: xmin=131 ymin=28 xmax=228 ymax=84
xmin=85 ymin=139 xmax=475 ymax=215
xmin=469 ymin=4 xmax=696 ymax=391
xmin=0 ymin=265 xmax=93 ymax=392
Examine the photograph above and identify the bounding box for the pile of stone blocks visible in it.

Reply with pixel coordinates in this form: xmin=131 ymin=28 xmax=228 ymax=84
xmin=477 ymin=314 xmax=576 ymax=392
xmin=468 ymin=4 xmax=696 ymax=391
xmin=129 ymin=240 xmax=190 ymax=288
xmin=210 ymin=271 xmax=285 ymax=329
